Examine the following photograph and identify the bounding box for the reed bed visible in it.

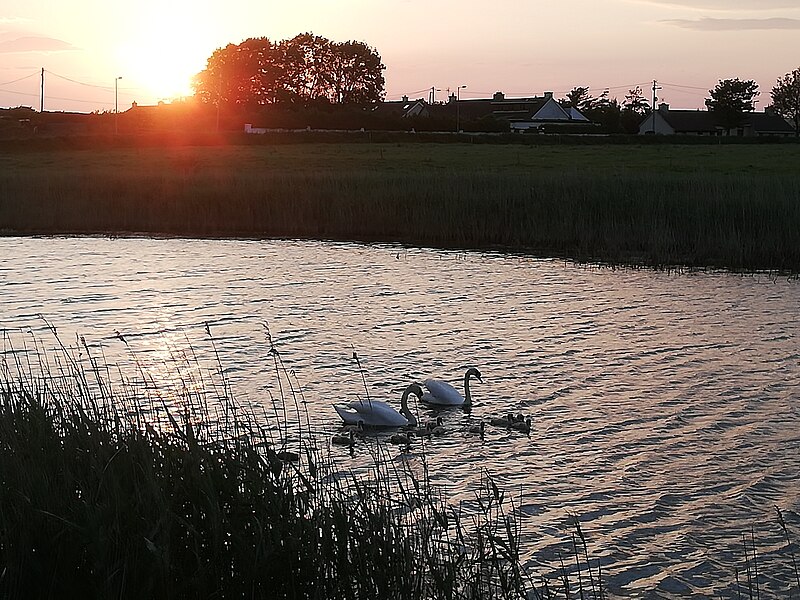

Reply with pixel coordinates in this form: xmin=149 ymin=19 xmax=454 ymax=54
xmin=0 ymin=323 xmax=604 ymax=599
xmin=1 ymin=143 xmax=799 ymax=273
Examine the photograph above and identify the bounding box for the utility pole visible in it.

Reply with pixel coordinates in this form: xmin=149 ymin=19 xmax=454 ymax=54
xmin=651 ymin=79 xmax=661 ymax=134
xmin=40 ymin=68 xmax=44 ymax=112
xmin=456 ymin=84 xmax=466 ymax=133
xmin=115 ymin=76 xmax=122 ymax=134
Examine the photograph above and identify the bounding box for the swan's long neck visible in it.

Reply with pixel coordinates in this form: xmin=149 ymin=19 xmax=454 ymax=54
xmin=400 ymin=390 xmax=417 ymax=426
xmin=463 ymin=372 xmax=473 ymax=408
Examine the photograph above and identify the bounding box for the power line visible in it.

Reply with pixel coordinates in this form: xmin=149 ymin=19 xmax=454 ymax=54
xmin=46 ymin=69 xmax=115 ymax=91
xmin=0 ymin=71 xmax=40 ymax=86
xmin=0 ymin=87 xmax=39 ymax=98
xmin=660 ymin=81 xmax=709 ymax=91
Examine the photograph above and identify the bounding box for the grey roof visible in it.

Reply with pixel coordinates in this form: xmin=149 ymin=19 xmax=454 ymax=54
xmin=748 ymin=112 xmax=795 ymax=133
xmin=653 ymin=109 xmax=794 ymax=134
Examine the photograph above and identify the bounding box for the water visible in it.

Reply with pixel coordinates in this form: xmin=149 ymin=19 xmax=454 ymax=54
xmin=2 ymin=236 xmax=799 ymax=598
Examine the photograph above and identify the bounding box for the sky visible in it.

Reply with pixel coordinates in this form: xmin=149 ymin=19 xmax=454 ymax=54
xmin=1 ymin=0 xmax=798 ymax=113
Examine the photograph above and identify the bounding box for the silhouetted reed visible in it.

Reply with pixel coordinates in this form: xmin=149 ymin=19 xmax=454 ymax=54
xmin=0 ymin=323 xmax=604 ymax=599
xmin=1 ymin=143 xmax=799 ymax=273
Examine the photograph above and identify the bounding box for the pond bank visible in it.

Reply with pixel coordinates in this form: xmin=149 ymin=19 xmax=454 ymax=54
xmin=2 ymin=142 xmax=799 ymax=273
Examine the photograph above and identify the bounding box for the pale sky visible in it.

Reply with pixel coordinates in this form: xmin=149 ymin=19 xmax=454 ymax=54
xmin=1 ymin=0 xmax=798 ymax=113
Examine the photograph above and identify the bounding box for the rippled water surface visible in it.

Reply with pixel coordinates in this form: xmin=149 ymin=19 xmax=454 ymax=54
xmin=2 ymin=237 xmax=799 ymax=598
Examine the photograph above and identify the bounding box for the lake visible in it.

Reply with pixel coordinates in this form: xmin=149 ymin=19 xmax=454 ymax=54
xmin=1 ymin=236 xmax=798 ymax=598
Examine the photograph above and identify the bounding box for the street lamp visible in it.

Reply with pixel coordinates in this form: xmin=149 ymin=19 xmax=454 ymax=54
xmin=456 ymin=84 xmax=467 ymax=133
xmin=115 ymin=76 xmax=122 ymax=134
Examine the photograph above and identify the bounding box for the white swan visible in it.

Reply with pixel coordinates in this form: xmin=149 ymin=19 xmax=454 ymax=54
xmin=334 ymin=383 xmax=422 ymax=428
xmin=422 ymin=367 xmax=482 ymax=408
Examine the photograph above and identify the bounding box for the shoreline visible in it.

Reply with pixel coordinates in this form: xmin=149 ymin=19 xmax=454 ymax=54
xmin=2 ymin=141 xmax=799 ymax=274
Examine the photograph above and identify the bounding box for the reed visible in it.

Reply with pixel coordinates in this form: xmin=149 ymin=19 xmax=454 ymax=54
xmin=1 ymin=143 xmax=799 ymax=273
xmin=0 ymin=324 xmax=603 ymax=599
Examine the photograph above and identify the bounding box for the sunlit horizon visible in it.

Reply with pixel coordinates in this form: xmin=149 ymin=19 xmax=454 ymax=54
xmin=1 ymin=0 xmax=799 ymax=113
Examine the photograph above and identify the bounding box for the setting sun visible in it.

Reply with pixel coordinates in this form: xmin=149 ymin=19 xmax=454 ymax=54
xmin=114 ymin=1 xmax=220 ymax=101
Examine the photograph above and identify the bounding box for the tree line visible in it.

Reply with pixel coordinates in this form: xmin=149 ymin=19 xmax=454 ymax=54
xmin=191 ymin=32 xmax=799 ymax=136
xmin=193 ymin=33 xmax=386 ymax=108
xmin=559 ymin=69 xmax=800 ymax=135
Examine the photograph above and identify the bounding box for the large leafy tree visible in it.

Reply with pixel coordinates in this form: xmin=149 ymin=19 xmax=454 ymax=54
xmin=193 ymin=38 xmax=280 ymax=108
xmin=771 ymin=67 xmax=800 ymax=136
xmin=705 ymin=78 xmax=759 ymax=133
xmin=193 ymin=33 xmax=385 ymax=108
xmin=327 ymin=41 xmax=386 ymax=104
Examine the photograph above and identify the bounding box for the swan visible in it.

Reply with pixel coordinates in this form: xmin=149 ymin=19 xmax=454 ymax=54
xmin=424 ymin=416 xmax=444 ymax=429
xmin=331 ymin=430 xmax=355 ymax=446
xmin=390 ymin=431 xmax=414 ymax=445
xmin=421 ymin=367 xmax=482 ymax=408
xmin=509 ymin=417 xmax=532 ymax=434
xmin=467 ymin=420 xmax=485 ymax=435
xmin=334 ymin=383 xmax=422 ymax=428
xmin=340 ymin=420 xmax=365 ymax=434
xmin=489 ymin=413 xmax=515 ymax=427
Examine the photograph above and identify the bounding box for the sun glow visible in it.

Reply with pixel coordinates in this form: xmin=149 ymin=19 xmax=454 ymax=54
xmin=114 ymin=1 xmax=219 ymax=102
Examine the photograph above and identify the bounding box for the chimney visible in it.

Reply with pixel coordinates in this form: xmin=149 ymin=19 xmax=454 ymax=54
xmin=493 ymin=91 xmax=505 ymax=102
xmin=658 ymin=102 xmax=670 ymax=113
xmin=544 ymin=91 xmax=554 ymax=99
xmin=401 ymin=95 xmax=409 ymax=102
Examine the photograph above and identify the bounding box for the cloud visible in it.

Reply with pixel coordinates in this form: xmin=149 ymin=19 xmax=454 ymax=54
xmin=664 ymin=17 xmax=800 ymax=29
xmin=0 ymin=36 xmax=75 ymax=53
xmin=642 ymin=0 xmax=798 ymax=9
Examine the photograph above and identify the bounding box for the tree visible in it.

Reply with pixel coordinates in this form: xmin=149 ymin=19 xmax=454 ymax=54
xmin=582 ymin=92 xmax=622 ymax=133
xmin=620 ymin=86 xmax=650 ymax=134
xmin=705 ymin=78 xmax=759 ymax=133
xmin=622 ymin=86 xmax=649 ymax=115
xmin=193 ymin=38 xmax=280 ymax=108
xmin=771 ymin=67 xmax=800 ymax=136
xmin=562 ymin=86 xmax=593 ymax=112
xmin=193 ymin=33 xmax=386 ymax=109
xmin=327 ymin=41 xmax=386 ymax=105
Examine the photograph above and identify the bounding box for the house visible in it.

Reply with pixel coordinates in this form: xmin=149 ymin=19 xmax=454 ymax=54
xmin=639 ymin=103 xmax=795 ymax=137
xmin=415 ymin=91 xmax=592 ymax=132
xmin=372 ymin=95 xmax=429 ymax=119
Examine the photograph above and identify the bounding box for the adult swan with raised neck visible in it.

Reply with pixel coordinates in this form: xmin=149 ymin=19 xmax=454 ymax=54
xmin=421 ymin=367 xmax=482 ymax=408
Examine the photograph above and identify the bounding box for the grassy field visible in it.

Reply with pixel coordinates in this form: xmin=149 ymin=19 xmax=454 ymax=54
xmin=2 ymin=139 xmax=799 ymax=272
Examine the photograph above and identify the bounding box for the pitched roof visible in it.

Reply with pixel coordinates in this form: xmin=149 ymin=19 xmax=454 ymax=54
xmin=658 ymin=110 xmax=717 ymax=133
xmin=431 ymin=95 xmax=588 ymax=123
xmin=654 ymin=108 xmax=795 ymax=134
xmin=748 ymin=112 xmax=795 ymax=134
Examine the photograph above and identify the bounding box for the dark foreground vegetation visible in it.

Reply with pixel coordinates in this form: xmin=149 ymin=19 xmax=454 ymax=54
xmin=1 ymin=138 xmax=800 ymax=273
xmin=0 ymin=325 xmax=605 ymax=600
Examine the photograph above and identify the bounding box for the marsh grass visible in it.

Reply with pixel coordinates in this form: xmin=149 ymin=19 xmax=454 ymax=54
xmin=2 ymin=143 xmax=799 ymax=273
xmin=0 ymin=323 xmax=604 ymax=599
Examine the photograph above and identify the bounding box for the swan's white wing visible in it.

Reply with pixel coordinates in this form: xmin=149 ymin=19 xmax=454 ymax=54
xmin=423 ymin=378 xmax=464 ymax=406
xmin=341 ymin=400 xmax=409 ymax=427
